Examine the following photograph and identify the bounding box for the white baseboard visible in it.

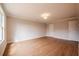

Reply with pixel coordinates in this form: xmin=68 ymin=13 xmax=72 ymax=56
xmin=8 ymin=35 xmax=78 ymax=44
xmin=8 ymin=36 xmax=45 ymax=43
xmin=46 ymin=35 xmax=78 ymax=42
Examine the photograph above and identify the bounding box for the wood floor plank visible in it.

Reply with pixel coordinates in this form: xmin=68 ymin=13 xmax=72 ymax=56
xmin=3 ymin=37 xmax=78 ymax=56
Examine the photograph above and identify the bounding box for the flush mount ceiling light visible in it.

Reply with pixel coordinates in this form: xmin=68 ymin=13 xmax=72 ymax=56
xmin=41 ymin=13 xmax=50 ymax=19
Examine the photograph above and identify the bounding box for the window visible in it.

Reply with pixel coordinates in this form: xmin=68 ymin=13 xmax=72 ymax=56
xmin=0 ymin=13 xmax=3 ymax=41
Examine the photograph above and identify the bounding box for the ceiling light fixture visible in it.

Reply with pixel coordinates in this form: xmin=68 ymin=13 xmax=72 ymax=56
xmin=41 ymin=13 xmax=50 ymax=19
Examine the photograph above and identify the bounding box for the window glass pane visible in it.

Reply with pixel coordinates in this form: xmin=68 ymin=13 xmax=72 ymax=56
xmin=0 ymin=27 xmax=2 ymax=41
xmin=0 ymin=14 xmax=2 ymax=26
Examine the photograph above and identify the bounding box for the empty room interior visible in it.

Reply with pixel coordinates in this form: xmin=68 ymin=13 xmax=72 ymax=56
xmin=0 ymin=3 xmax=79 ymax=56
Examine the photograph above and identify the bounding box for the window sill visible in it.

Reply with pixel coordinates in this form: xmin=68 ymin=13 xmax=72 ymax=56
xmin=0 ymin=39 xmax=4 ymax=45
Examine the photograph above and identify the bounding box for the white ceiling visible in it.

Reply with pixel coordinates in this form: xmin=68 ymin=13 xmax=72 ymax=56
xmin=2 ymin=3 xmax=76 ymax=23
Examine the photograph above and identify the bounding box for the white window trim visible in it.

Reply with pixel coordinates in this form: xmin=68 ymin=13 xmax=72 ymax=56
xmin=0 ymin=5 xmax=5 ymax=44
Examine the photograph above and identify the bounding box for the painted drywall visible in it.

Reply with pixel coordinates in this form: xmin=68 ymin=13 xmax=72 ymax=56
xmin=7 ymin=17 xmax=46 ymax=43
xmin=69 ymin=20 xmax=79 ymax=41
xmin=46 ymin=21 xmax=69 ymax=40
xmin=46 ymin=24 xmax=54 ymax=36
xmin=7 ymin=16 xmax=78 ymax=43
xmin=78 ymin=19 xmax=79 ymax=41
xmin=0 ymin=5 xmax=7 ymax=55
xmin=76 ymin=4 xmax=79 ymax=41
xmin=46 ymin=20 xmax=78 ymax=41
xmin=76 ymin=4 xmax=79 ymax=17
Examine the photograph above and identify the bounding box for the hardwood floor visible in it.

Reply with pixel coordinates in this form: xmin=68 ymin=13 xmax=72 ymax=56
xmin=3 ymin=37 xmax=78 ymax=56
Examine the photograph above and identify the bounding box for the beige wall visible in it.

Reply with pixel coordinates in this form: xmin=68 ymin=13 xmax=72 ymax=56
xmin=46 ymin=21 xmax=69 ymax=40
xmin=76 ymin=4 xmax=79 ymax=17
xmin=7 ymin=17 xmax=46 ymax=43
xmin=69 ymin=20 xmax=78 ymax=41
xmin=76 ymin=4 xmax=79 ymax=41
xmin=7 ymin=16 xmax=78 ymax=43
xmin=46 ymin=24 xmax=54 ymax=37
xmin=46 ymin=20 xmax=78 ymax=41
